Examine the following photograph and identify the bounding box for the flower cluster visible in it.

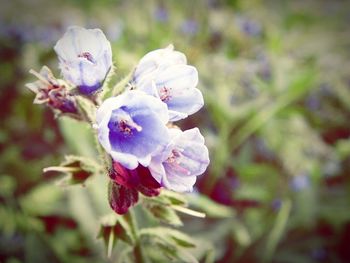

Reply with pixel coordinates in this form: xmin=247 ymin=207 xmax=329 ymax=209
xmin=97 ymin=45 xmax=209 ymax=195
xmin=28 ymin=26 xmax=209 ymax=214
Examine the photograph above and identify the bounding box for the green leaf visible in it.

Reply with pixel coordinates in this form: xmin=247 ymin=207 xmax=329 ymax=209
xmin=59 ymin=117 xmax=97 ymax=158
xmin=0 ymin=206 xmax=43 ymax=235
xmin=231 ymin=219 xmax=251 ymax=247
xmin=230 ymin=68 xmax=316 ymax=150
xmin=0 ymin=175 xmax=16 ymax=197
xmin=140 ymin=227 xmax=196 ymax=248
xmin=187 ymin=194 xmax=234 ymax=218
xmin=98 ymin=213 xmax=135 ymax=256
xmin=100 ymin=71 xmax=132 ymax=101
xmin=97 ymin=66 xmax=115 ymax=101
xmin=43 ymin=155 xmax=102 ymax=186
xmin=160 ymin=190 xmax=188 ymax=206
xmin=75 ymin=95 xmax=97 ymax=123
xmin=335 ymin=139 xmax=350 ymax=160
xmin=143 ymin=199 xmax=183 ymax=226
xmin=263 ymin=199 xmax=292 ymax=262
xmin=19 ymin=183 xmax=62 ymax=216
xmin=140 ymin=227 xmax=198 ymax=262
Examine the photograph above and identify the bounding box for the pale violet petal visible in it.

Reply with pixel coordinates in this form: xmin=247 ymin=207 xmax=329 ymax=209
xmin=54 ymin=27 xmax=79 ymax=61
xmin=96 ymin=96 xmax=123 ymax=124
xmin=172 ymin=129 xmax=209 ymax=177
xmin=97 ymin=110 xmax=113 ymax=153
xmin=162 ymin=172 xmax=197 ymax=192
xmin=124 ymin=90 xmax=169 ymax=124
xmin=138 ymin=45 xmax=186 ymax=68
xmin=138 ymin=155 xmax=152 ymax=167
xmin=168 ymin=110 xmax=188 ymax=122
xmin=133 ymin=45 xmax=187 ymax=82
xmin=110 ymin=151 xmax=139 ymax=170
xmin=148 ymin=159 xmax=167 ymax=184
xmin=155 ymin=65 xmax=198 ymax=91
xmin=176 ymin=127 xmax=205 ymax=144
xmin=167 ymin=88 xmax=204 ymax=121
xmin=168 ymin=128 xmax=182 ymax=139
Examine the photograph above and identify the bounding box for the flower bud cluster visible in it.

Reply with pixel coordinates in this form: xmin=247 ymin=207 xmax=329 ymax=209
xmin=26 ymin=66 xmax=77 ymax=114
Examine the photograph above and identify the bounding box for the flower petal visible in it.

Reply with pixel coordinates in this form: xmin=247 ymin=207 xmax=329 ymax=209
xmin=155 ymin=65 xmax=198 ymax=91
xmin=167 ymin=88 xmax=204 ymax=121
xmin=161 ymin=172 xmax=197 ymax=192
xmin=133 ymin=45 xmax=186 ymax=80
xmin=149 ymin=158 xmax=167 ymax=184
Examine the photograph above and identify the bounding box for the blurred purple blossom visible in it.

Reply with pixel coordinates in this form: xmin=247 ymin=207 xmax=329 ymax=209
xmin=180 ymin=19 xmax=199 ymax=36
xmin=105 ymin=20 xmax=124 ymax=42
xmin=154 ymin=6 xmax=169 ymax=22
xmin=271 ymin=199 xmax=282 ymax=211
xmin=290 ymin=174 xmax=310 ymax=192
xmin=235 ymin=16 xmax=262 ymax=37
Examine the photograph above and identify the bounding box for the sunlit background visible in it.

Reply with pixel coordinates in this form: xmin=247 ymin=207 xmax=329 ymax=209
xmin=1 ymin=0 xmax=350 ymax=262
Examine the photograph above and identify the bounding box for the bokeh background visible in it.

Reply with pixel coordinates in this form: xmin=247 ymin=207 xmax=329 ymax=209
xmin=1 ymin=0 xmax=350 ymax=262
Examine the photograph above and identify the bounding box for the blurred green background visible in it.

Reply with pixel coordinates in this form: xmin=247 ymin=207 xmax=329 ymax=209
xmin=1 ymin=0 xmax=350 ymax=262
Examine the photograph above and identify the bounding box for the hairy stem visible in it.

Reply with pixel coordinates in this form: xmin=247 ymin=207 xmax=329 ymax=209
xmin=93 ymin=129 xmax=111 ymax=173
xmin=125 ymin=210 xmax=147 ymax=263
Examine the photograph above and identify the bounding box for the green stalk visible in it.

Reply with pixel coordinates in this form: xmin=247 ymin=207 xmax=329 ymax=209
xmin=262 ymin=199 xmax=292 ymax=262
xmin=125 ymin=210 xmax=147 ymax=263
xmin=93 ymin=129 xmax=111 ymax=174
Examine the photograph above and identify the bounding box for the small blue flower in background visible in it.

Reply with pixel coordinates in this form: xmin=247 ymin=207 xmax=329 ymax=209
xmin=106 ymin=20 xmax=124 ymax=42
xmin=149 ymin=128 xmax=209 ymax=192
xmin=132 ymin=45 xmax=204 ymax=121
xmin=54 ymin=26 xmax=112 ymax=95
xmin=290 ymin=173 xmax=310 ymax=192
xmin=96 ymin=90 xmax=170 ymax=170
xmin=180 ymin=19 xmax=199 ymax=36
xmin=154 ymin=6 xmax=169 ymax=23
xmin=235 ymin=16 xmax=262 ymax=37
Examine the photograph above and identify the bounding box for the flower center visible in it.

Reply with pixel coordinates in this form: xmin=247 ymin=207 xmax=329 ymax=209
xmin=78 ymin=52 xmax=95 ymax=63
xmin=159 ymin=86 xmax=172 ymax=102
xmin=166 ymin=149 xmax=190 ymax=175
xmin=108 ymin=108 xmax=142 ymax=136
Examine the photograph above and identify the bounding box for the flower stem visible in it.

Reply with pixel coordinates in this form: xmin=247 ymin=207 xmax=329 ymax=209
xmin=125 ymin=210 xmax=147 ymax=263
xmin=93 ymin=129 xmax=111 ymax=173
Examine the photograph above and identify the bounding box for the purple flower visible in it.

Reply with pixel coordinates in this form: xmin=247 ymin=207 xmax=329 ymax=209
xmin=290 ymin=174 xmax=310 ymax=192
xmin=96 ymin=90 xmax=170 ymax=169
xmin=235 ymin=16 xmax=262 ymax=37
xmin=132 ymin=45 xmax=204 ymax=121
xmin=54 ymin=26 xmax=112 ymax=95
xmin=154 ymin=6 xmax=169 ymax=23
xmin=180 ymin=19 xmax=199 ymax=36
xmin=149 ymin=128 xmax=210 ymax=192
